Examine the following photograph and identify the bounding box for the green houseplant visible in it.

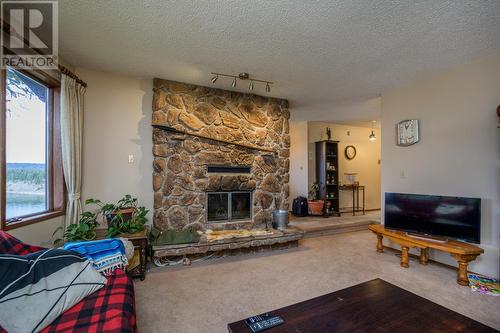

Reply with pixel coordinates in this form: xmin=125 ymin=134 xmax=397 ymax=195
xmin=53 ymin=210 xmax=99 ymax=244
xmin=53 ymin=195 xmax=149 ymax=244
xmin=64 ymin=211 xmax=99 ymax=241
xmin=308 ymin=182 xmax=324 ymax=215
xmin=86 ymin=195 xmax=148 ymax=237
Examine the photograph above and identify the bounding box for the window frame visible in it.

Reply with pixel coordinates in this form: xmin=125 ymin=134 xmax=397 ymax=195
xmin=0 ymin=68 xmax=65 ymax=230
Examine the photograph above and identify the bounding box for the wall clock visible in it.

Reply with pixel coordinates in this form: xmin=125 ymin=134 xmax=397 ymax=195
xmin=397 ymin=119 xmax=420 ymax=146
xmin=344 ymin=145 xmax=356 ymax=160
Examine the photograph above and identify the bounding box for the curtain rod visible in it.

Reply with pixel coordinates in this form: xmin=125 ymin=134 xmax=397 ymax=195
xmin=58 ymin=65 xmax=87 ymax=88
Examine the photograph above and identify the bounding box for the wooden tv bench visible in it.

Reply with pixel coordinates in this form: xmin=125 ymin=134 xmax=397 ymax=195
xmin=369 ymin=225 xmax=484 ymax=286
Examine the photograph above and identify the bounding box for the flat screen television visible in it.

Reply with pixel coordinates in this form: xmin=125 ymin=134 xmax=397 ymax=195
xmin=384 ymin=192 xmax=481 ymax=244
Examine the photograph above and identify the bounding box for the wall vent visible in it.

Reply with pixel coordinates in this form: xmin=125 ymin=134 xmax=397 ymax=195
xmin=207 ymin=165 xmax=251 ymax=174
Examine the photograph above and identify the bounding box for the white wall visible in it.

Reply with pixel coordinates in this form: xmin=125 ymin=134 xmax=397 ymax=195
xmin=9 ymin=216 xmax=63 ymax=247
xmin=381 ymin=53 xmax=500 ymax=278
xmin=308 ymin=122 xmax=381 ymax=210
xmin=289 ymin=120 xmax=309 ymax=201
xmin=76 ymin=68 xmax=154 ymax=224
xmin=291 ymin=97 xmax=381 ymax=122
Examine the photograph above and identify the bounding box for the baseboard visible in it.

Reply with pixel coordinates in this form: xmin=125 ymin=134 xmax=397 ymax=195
xmin=339 ymin=208 xmax=381 ymax=213
xmin=303 ymin=225 xmax=371 ymax=238
xmin=289 ymin=208 xmax=381 ymax=214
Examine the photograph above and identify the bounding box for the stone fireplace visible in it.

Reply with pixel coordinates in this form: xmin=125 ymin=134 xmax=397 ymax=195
xmin=151 ymin=78 xmax=290 ymax=231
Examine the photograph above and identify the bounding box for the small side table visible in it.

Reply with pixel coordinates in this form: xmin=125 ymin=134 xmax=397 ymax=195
xmin=339 ymin=184 xmax=365 ymax=216
xmin=95 ymin=228 xmax=148 ymax=280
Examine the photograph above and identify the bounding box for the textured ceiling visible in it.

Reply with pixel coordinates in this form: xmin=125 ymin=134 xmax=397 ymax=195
xmin=59 ymin=0 xmax=500 ymax=117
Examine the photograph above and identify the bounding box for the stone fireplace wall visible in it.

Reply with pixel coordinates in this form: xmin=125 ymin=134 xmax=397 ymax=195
xmin=152 ymin=79 xmax=290 ymax=231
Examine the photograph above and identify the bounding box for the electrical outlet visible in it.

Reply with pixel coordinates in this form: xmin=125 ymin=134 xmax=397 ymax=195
xmin=128 ymin=154 xmax=134 ymax=163
xmin=400 ymin=170 xmax=406 ymax=179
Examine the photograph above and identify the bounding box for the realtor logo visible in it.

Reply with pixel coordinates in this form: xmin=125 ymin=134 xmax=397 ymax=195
xmin=1 ymin=0 xmax=58 ymax=69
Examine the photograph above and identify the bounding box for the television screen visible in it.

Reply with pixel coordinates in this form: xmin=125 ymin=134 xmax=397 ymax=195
xmin=384 ymin=193 xmax=481 ymax=244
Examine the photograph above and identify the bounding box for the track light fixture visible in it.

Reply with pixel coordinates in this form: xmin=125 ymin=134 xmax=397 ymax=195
xmin=210 ymin=72 xmax=273 ymax=93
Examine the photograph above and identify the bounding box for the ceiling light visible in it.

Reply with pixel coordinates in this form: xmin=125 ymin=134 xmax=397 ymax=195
xmin=369 ymin=120 xmax=377 ymax=141
xmin=239 ymin=72 xmax=250 ymax=80
xmin=210 ymin=72 xmax=273 ymax=92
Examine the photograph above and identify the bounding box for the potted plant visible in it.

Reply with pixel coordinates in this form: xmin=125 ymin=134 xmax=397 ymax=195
xmin=86 ymin=195 xmax=149 ymax=237
xmin=308 ymin=182 xmax=324 ymax=215
xmin=53 ymin=210 xmax=99 ymax=244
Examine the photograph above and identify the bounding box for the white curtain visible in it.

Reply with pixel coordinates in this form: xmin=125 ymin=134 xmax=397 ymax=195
xmin=60 ymin=74 xmax=85 ymax=228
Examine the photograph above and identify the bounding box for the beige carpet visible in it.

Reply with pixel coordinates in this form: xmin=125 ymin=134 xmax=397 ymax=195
xmin=134 ymin=230 xmax=500 ymax=332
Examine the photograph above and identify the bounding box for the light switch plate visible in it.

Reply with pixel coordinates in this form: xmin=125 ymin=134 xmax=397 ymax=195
xmin=128 ymin=154 xmax=134 ymax=163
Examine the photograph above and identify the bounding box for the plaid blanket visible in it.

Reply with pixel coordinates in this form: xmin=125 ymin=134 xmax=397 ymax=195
xmin=38 ymin=269 xmax=136 ymax=333
xmin=0 ymin=231 xmax=45 ymax=255
xmin=0 ymin=231 xmax=137 ymax=333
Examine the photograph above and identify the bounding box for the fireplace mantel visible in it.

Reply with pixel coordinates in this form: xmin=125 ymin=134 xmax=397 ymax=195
xmin=153 ymin=124 xmax=276 ymax=153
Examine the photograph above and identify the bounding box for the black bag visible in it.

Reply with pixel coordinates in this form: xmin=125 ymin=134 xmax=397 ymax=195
xmin=292 ymin=196 xmax=308 ymax=217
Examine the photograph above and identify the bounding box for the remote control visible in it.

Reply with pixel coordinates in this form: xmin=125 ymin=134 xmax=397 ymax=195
xmin=244 ymin=313 xmax=284 ymax=332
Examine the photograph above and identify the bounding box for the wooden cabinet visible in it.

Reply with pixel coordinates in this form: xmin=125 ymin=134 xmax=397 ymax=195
xmin=120 ymin=229 xmax=148 ymax=281
xmin=315 ymin=140 xmax=340 ymax=216
xmin=96 ymin=228 xmax=148 ymax=280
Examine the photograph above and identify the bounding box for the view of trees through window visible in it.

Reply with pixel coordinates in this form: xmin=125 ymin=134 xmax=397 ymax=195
xmin=5 ymin=68 xmax=49 ymax=220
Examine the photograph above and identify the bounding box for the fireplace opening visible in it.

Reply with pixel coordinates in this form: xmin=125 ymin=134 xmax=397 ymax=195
xmin=206 ymin=191 xmax=252 ymax=223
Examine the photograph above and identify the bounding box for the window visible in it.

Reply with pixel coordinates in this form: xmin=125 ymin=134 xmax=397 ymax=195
xmin=1 ymin=68 xmax=65 ymax=229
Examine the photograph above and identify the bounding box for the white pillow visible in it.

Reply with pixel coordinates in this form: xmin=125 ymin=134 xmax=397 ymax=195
xmin=0 ymin=248 xmax=106 ymax=333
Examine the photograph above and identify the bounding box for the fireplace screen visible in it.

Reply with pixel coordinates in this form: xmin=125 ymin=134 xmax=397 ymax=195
xmin=207 ymin=191 xmax=252 ymax=223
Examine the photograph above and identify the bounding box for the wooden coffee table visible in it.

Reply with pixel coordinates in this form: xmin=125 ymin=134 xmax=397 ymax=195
xmin=228 ymin=279 xmax=496 ymax=332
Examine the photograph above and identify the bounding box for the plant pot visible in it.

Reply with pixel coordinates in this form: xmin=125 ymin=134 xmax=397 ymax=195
xmin=106 ymin=207 xmax=134 ymax=228
xmin=307 ymin=200 xmax=324 ymax=216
